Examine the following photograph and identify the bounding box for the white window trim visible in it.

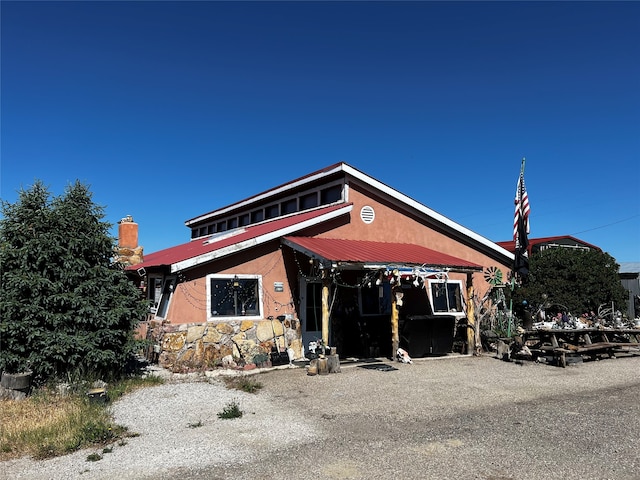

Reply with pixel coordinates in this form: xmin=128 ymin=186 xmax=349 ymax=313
xmin=427 ymin=279 xmax=465 ymax=315
xmin=206 ymin=274 xmax=264 ymax=321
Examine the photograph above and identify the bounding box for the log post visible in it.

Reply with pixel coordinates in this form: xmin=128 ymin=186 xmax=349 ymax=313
xmin=391 ymin=273 xmax=401 ymax=359
xmin=326 ymin=354 xmax=341 ymax=373
xmin=322 ymin=269 xmax=330 ymax=347
xmin=466 ymin=272 xmax=476 ymax=354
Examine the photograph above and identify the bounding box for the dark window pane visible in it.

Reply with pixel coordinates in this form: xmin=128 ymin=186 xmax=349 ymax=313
xmin=148 ymin=277 xmax=163 ymax=308
xmin=448 ymin=283 xmax=462 ymax=312
xmin=360 ymin=283 xmax=391 ymax=315
xmin=281 ymin=198 xmax=297 ymax=214
xmin=228 ymin=218 xmax=238 ymax=229
xmin=265 ymin=204 xmax=279 ymax=219
xmin=300 ymin=192 xmax=318 ymax=210
xmin=238 ymin=214 xmax=250 ymax=226
xmin=306 ymin=283 xmax=322 ymax=332
xmin=210 ymin=278 xmax=259 ymax=317
xmin=431 ymin=283 xmax=449 ymax=312
xmin=320 ymin=185 xmax=342 ymax=204
xmin=251 ymin=210 xmax=264 ymax=223
xmin=216 ymin=221 xmax=227 ymax=232
xmin=157 ymin=278 xmax=175 ymax=318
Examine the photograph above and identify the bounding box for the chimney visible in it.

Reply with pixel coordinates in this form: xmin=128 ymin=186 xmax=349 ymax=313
xmin=116 ymin=215 xmax=143 ymax=266
xmin=118 ymin=215 xmax=138 ymax=249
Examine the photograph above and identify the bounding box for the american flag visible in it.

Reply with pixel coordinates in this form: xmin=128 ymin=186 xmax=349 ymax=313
xmin=513 ymin=169 xmax=530 ymax=241
xmin=513 ymin=160 xmax=530 ymax=279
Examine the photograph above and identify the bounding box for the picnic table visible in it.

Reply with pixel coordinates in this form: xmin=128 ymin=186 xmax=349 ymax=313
xmin=522 ymin=327 xmax=640 ymax=367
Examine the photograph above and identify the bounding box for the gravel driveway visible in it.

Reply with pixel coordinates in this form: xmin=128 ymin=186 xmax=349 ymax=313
xmin=3 ymin=354 xmax=640 ymax=480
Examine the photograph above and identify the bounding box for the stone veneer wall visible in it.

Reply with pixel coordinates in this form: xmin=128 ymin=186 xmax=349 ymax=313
xmin=147 ymin=318 xmax=302 ymax=370
xmin=115 ymin=245 xmax=144 ymax=266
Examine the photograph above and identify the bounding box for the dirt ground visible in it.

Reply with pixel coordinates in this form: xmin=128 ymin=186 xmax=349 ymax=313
xmin=186 ymin=353 xmax=640 ymax=480
xmin=4 ymin=353 xmax=640 ymax=480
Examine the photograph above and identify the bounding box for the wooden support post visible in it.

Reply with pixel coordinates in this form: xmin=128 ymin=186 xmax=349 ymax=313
xmin=466 ymin=273 xmax=476 ymax=355
xmin=391 ymin=282 xmax=400 ymax=360
xmin=322 ymin=270 xmax=330 ymax=347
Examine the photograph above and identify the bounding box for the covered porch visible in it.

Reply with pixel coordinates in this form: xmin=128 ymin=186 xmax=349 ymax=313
xmin=282 ymin=237 xmax=483 ymax=360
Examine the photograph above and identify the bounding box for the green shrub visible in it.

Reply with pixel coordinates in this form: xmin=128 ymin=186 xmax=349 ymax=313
xmin=217 ymin=399 xmax=243 ymax=419
xmin=0 ymin=181 xmax=150 ymax=385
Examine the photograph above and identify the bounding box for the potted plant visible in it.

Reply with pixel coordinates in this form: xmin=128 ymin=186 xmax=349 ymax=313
xmin=1 ymin=357 xmax=33 ymax=392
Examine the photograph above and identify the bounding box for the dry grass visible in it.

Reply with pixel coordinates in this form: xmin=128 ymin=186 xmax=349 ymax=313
xmin=222 ymin=375 xmax=264 ymax=394
xmin=0 ymin=376 xmax=163 ymax=461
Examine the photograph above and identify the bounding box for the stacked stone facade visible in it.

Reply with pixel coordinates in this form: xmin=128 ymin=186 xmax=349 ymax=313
xmin=146 ymin=318 xmax=302 ymax=371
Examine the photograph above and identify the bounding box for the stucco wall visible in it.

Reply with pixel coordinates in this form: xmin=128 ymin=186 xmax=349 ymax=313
xmin=165 ymin=244 xmax=296 ymax=325
xmin=319 ymin=183 xmax=512 ymax=299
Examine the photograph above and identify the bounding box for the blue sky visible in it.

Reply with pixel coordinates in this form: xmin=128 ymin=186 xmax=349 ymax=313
xmin=2 ymin=1 xmax=639 ymax=263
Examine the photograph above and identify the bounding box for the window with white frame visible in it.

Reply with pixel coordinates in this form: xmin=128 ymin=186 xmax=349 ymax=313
xmin=428 ymin=280 xmax=464 ymax=314
xmin=208 ymin=274 xmax=263 ymax=319
xmin=156 ymin=276 xmax=176 ymax=318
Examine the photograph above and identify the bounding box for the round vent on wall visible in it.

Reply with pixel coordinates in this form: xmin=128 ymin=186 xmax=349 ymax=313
xmin=360 ymin=205 xmax=375 ymax=224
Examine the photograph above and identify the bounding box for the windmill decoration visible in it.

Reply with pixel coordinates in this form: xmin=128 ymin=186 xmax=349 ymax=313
xmin=484 ymin=266 xmax=503 ymax=286
xmin=484 ymin=266 xmax=513 ymax=336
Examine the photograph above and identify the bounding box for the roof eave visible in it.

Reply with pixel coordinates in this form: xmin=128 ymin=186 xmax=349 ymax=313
xmin=281 ymin=237 xmax=483 ymax=273
xmin=330 ymin=261 xmax=483 ymax=273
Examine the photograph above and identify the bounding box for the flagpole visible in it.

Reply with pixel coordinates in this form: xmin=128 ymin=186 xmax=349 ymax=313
xmin=509 ymin=157 xmax=526 ymax=337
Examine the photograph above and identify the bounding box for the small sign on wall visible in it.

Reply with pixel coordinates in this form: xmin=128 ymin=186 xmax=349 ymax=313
xmin=274 ymin=282 xmax=284 ymax=292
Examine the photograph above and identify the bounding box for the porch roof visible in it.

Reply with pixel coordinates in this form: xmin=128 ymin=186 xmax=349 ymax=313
xmin=282 ymin=236 xmax=483 ymax=272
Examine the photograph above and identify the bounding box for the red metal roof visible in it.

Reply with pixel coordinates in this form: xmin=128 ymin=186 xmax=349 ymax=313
xmin=283 ymin=236 xmax=482 ymax=270
xmin=127 ymin=203 xmax=352 ymax=271
xmin=496 ymin=235 xmax=601 ymax=254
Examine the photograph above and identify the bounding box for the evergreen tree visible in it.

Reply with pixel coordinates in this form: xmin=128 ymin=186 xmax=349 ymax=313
xmin=513 ymin=247 xmax=627 ymax=317
xmin=0 ymin=181 xmax=148 ymax=384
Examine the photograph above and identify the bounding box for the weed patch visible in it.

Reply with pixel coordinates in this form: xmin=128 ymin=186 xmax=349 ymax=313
xmin=86 ymin=452 xmax=102 ymax=462
xmin=223 ymin=376 xmax=263 ymax=394
xmin=217 ymin=399 xmax=243 ymax=419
